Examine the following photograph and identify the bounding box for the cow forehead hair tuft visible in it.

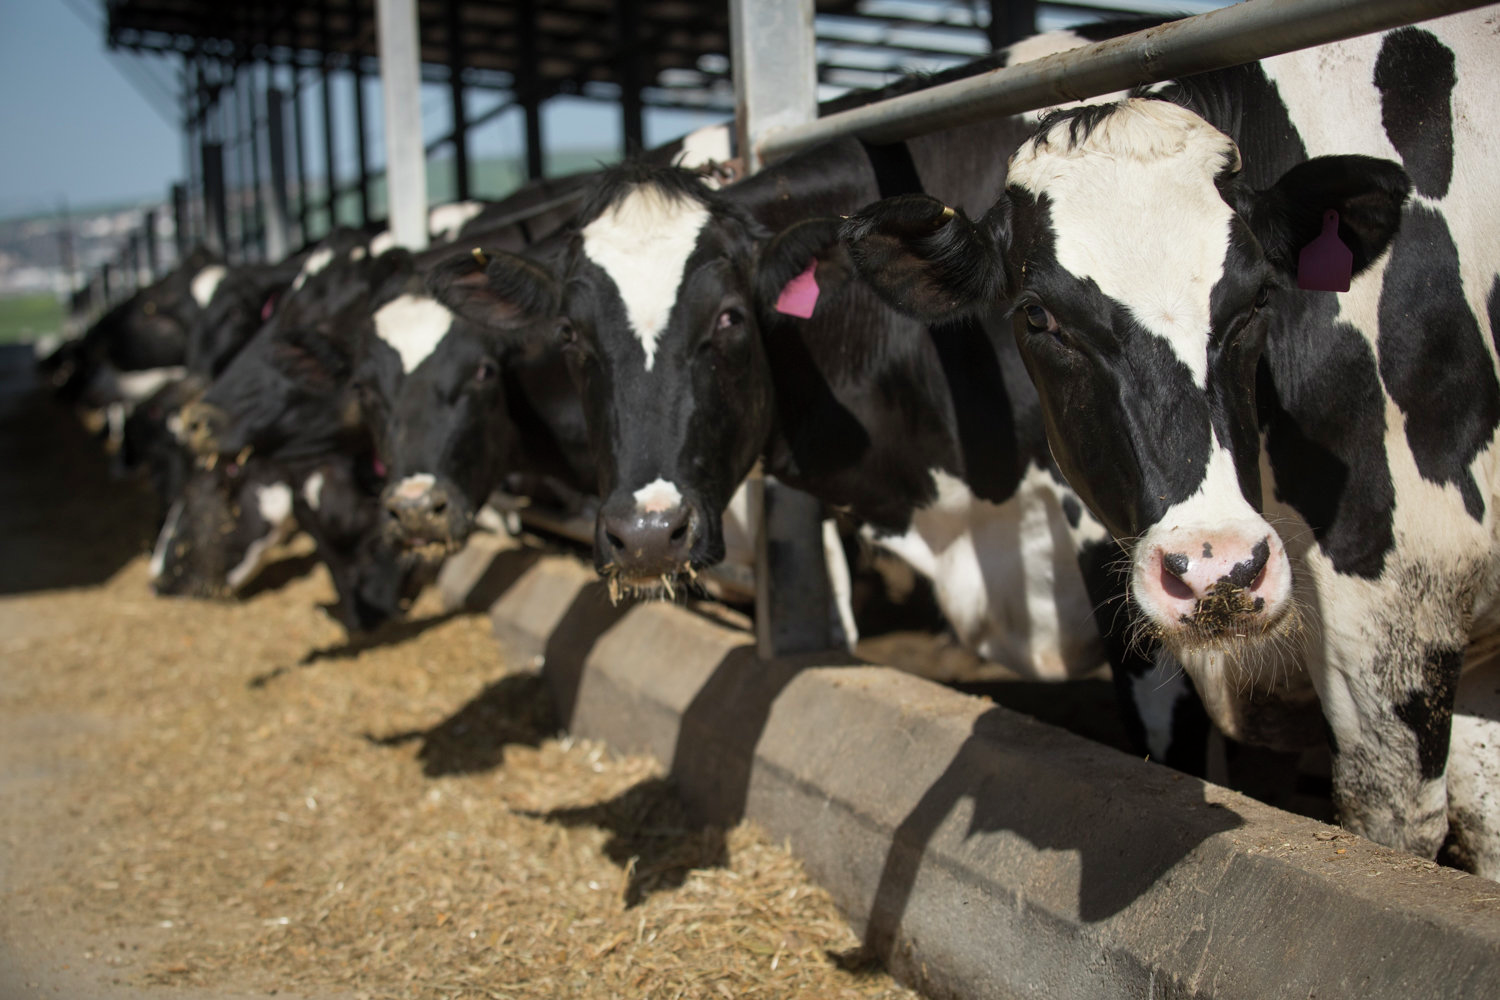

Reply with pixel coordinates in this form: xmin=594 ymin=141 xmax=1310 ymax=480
xmin=1011 ymin=98 xmax=1240 ymax=188
xmin=577 ymin=159 xmax=735 ymax=230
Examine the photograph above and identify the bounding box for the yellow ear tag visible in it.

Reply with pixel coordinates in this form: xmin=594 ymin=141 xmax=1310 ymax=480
xmin=940 ymin=205 xmax=956 ymax=220
xmin=471 ymin=247 xmax=489 ymax=267
xmin=143 ymin=301 xmax=157 ymax=315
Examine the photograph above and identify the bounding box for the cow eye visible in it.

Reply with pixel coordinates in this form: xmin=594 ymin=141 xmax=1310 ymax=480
xmin=716 ymin=308 xmax=744 ymax=331
xmin=1253 ymin=285 xmax=1272 ymax=309
xmin=557 ymin=318 xmax=579 ymax=344
xmin=1023 ymin=303 xmax=1059 ymax=334
xmin=474 ymin=359 xmax=499 ymax=383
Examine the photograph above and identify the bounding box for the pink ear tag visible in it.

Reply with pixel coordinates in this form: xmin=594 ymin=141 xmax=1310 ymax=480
xmin=775 ymin=259 xmax=820 ymax=319
xmin=1297 ymin=210 xmax=1353 ymax=293
xmin=261 ymin=294 xmax=277 ymax=321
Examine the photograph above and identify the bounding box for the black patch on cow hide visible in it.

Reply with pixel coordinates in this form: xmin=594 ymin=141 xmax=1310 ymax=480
xmin=1378 ymin=204 xmax=1498 ymax=523
xmin=1374 ymin=28 xmax=1456 ymax=200
xmin=1393 ymin=646 xmax=1462 ymax=782
xmin=1061 ymin=494 xmax=1082 ymax=530
xmin=1259 ymin=313 xmax=1395 ymax=580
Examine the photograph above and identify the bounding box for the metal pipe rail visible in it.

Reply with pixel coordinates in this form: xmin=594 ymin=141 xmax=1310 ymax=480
xmin=757 ymin=0 xmax=1494 ymax=163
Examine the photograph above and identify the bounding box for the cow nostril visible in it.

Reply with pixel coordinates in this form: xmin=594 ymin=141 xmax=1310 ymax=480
xmin=606 ymin=531 xmax=625 ymax=551
xmin=431 ymin=499 xmax=447 ymax=516
xmin=1159 ymin=564 xmax=1195 ymax=601
xmin=669 ymin=523 xmax=687 ymax=542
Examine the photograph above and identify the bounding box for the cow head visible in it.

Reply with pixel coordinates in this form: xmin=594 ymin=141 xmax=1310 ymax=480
xmin=433 ymin=165 xmax=776 ymax=599
xmin=843 ymin=99 xmax=1408 ymax=653
xmin=149 ymin=458 xmax=297 ymax=599
xmin=353 ymin=260 xmax=536 ymax=563
xmin=179 ymin=232 xmax=407 ymax=466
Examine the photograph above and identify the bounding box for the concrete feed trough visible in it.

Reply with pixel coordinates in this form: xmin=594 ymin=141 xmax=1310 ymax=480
xmin=441 ymin=538 xmax=1500 ymax=1000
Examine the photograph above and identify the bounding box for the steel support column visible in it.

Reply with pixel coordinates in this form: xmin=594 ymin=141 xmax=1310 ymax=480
xmin=350 ymin=1 xmax=372 ymax=225
xmin=171 ymin=183 xmax=188 ymax=258
xmin=142 ymin=209 xmax=159 ymax=278
xmin=200 ymin=141 xmax=227 ymax=254
xmin=265 ymin=86 xmax=292 ymax=260
xmin=291 ymin=65 xmax=310 ymax=242
xmin=729 ymin=0 xmax=843 ymax=658
xmin=518 ymin=0 xmax=544 ymax=180
xmin=320 ymin=0 xmax=339 ymax=229
xmin=247 ymin=63 xmax=266 ymax=259
xmin=377 ymin=0 xmax=430 ymax=250
xmin=446 ymin=0 xmax=471 ymax=201
xmin=617 ymin=0 xmax=644 ymax=154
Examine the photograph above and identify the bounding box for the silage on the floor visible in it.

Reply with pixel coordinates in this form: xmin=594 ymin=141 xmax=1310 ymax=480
xmin=1 ymin=545 xmax=917 ymax=1000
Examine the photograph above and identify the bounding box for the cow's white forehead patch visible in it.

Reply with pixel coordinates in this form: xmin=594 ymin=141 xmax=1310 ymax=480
xmin=190 ymin=264 xmax=228 ymax=308
xmin=633 ymin=477 xmax=684 ymax=514
xmin=373 ymin=294 xmax=454 ymax=374
xmin=369 ymin=230 xmax=396 ymax=257
xmin=303 ymin=470 xmax=325 ymax=511
xmin=1009 ymin=100 xmax=1239 ymax=388
xmin=429 ymin=201 xmax=486 ymax=243
xmin=290 ymin=246 xmax=335 ymax=294
xmin=394 ymin=473 xmax=436 ymax=499
xmin=582 ymin=186 xmax=711 ymax=371
xmin=256 ymin=481 xmax=295 ymax=526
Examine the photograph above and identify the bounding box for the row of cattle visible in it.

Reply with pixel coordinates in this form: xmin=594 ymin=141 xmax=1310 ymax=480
xmin=48 ymin=9 xmax=1500 ymax=882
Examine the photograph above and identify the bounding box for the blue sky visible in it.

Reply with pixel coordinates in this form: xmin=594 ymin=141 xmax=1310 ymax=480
xmin=0 ymin=0 xmax=726 ymax=219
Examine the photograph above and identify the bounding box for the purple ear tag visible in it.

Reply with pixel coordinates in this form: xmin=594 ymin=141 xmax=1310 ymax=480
xmin=1297 ymin=209 xmax=1353 ymax=293
xmin=775 ymin=259 xmax=820 ymax=319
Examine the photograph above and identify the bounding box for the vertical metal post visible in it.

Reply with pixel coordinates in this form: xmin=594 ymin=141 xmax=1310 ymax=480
xmin=291 ymin=64 xmax=310 ymax=243
xmin=320 ymin=0 xmax=339 ymax=228
xmin=350 ymin=0 xmax=373 ymax=225
xmin=172 ymin=183 xmax=189 ymax=258
xmin=100 ymin=263 xmax=113 ymax=305
xmin=247 ymin=63 xmax=266 ymax=259
xmin=201 ymin=141 xmax=227 ymax=254
xmin=986 ymin=0 xmax=1038 ymax=49
xmin=617 ymin=0 xmax=644 ymax=154
xmin=518 ymin=0 xmax=544 ymax=180
xmin=446 ymin=0 xmax=471 ymax=200
xmin=265 ymin=86 xmax=292 ymax=260
xmin=730 ymin=0 xmax=842 ymax=657
xmin=731 ymin=0 xmax=817 ymax=174
xmin=377 ymin=0 xmax=430 ymax=250
xmin=222 ymin=68 xmax=240 ymax=260
xmin=142 ymin=208 xmax=159 ymax=278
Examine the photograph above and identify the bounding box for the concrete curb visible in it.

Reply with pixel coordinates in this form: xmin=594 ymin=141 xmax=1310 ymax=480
xmin=441 ymin=542 xmax=1500 ymax=1000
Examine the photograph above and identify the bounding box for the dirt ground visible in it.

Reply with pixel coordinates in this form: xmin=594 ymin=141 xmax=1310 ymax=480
xmin=0 ymin=352 xmax=919 ymax=1000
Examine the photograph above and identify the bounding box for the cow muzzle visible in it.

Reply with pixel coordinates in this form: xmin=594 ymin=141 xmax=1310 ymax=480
xmin=179 ymin=401 xmax=231 ymax=459
xmin=595 ymin=490 xmax=702 ymax=600
xmin=1132 ymin=525 xmax=1294 ymax=648
xmin=382 ymin=475 xmax=467 ymax=561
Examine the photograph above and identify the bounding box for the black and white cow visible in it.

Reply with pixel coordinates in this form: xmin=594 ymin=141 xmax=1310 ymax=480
xmin=41 ymin=246 xmax=222 ymax=405
xmin=184 ymin=254 xmax=308 ymax=377
xmin=431 ymin=23 xmax=1226 ymax=765
xmin=841 ymin=10 xmax=1499 ymax=866
xmin=351 ymin=250 xmax=593 ymax=565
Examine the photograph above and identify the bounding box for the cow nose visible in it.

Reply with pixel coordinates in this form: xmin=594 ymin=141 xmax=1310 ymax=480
xmin=384 ymin=477 xmax=453 ymax=542
xmin=179 ymin=401 xmax=228 ymax=456
xmin=1140 ymin=532 xmax=1288 ymax=636
xmin=597 ymin=497 xmax=698 ymax=579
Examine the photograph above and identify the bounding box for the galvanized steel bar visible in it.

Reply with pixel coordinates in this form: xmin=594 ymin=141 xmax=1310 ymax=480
xmin=376 ymin=0 xmax=430 ymax=251
xmin=265 ymin=86 xmax=292 ymax=261
xmin=757 ymin=0 xmax=1493 ymax=163
xmin=731 ymin=0 xmax=817 ymax=173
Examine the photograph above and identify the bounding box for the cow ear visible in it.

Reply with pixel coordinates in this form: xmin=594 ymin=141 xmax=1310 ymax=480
xmin=755 ymin=217 xmax=853 ymax=320
xmin=426 ymin=248 xmax=558 ymax=332
xmin=839 ymin=194 xmax=1004 ymax=321
xmin=1244 ymin=155 xmax=1410 ymax=278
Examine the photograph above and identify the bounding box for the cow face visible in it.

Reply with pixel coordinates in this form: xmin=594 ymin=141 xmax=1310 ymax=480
xmin=433 ymin=166 xmax=775 ymax=597
xmin=149 ymin=459 xmax=297 ymax=599
xmin=353 ymin=276 xmax=521 ymax=562
xmin=843 ymin=99 xmax=1408 ymax=653
xmin=180 ymin=234 xmax=407 ymax=464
